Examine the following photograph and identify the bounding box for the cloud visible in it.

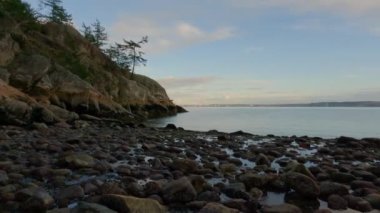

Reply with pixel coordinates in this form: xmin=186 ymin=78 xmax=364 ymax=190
xmin=227 ymin=0 xmax=380 ymax=16
xmin=158 ymin=76 xmax=218 ymax=88
xmin=109 ymin=16 xmax=235 ymax=54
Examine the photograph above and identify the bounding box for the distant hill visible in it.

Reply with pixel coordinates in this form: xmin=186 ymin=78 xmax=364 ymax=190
xmin=185 ymin=101 xmax=380 ymax=107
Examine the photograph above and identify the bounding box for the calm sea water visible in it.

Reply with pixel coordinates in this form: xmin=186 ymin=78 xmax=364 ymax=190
xmin=147 ymin=107 xmax=380 ymax=138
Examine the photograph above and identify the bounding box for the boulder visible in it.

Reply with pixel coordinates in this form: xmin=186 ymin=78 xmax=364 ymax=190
xmin=328 ymin=194 xmax=348 ymax=210
xmin=256 ymin=153 xmax=271 ymax=166
xmin=364 ymin=193 xmax=380 ymax=209
xmin=199 ymin=202 xmax=239 ymax=213
xmin=319 ymin=181 xmax=349 ymax=199
xmin=15 ymin=187 xmax=54 ymax=211
xmin=331 ymin=172 xmax=356 ymax=184
xmin=99 ymin=194 xmax=167 ymax=213
xmin=284 ymin=172 xmax=320 ymax=198
xmin=162 ymin=177 xmax=197 ymax=203
xmin=0 ymin=170 xmax=9 ymax=185
xmin=60 ymin=153 xmax=95 ymax=168
xmin=239 ymin=173 xmax=269 ymax=190
xmin=71 ymin=201 xmax=117 ymax=213
xmin=344 ymin=195 xmax=373 ymax=212
xmin=170 ymin=159 xmax=198 ymax=174
xmin=261 ymin=203 xmax=302 ymax=213
xmin=55 ymin=185 xmax=84 ymax=207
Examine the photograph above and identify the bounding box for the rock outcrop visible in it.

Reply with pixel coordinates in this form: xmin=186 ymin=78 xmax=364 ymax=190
xmin=0 ymin=12 xmax=183 ymax=125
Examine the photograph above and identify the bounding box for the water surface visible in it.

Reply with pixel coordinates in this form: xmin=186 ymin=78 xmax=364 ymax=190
xmin=147 ymin=107 xmax=380 ymax=138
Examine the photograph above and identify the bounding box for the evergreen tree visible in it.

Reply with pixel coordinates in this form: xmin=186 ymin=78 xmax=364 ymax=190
xmin=40 ymin=0 xmax=72 ymax=24
xmin=81 ymin=23 xmax=95 ymax=43
xmin=91 ymin=19 xmax=107 ymax=48
xmin=0 ymin=0 xmax=36 ymax=21
xmin=106 ymin=44 xmax=130 ymax=70
xmin=116 ymin=36 xmax=148 ymax=78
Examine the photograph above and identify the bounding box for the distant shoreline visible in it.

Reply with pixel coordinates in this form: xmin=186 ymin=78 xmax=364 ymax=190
xmin=184 ymin=101 xmax=380 ymax=108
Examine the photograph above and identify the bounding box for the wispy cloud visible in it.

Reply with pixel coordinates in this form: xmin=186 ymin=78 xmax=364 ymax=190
xmin=227 ymin=0 xmax=380 ymax=16
xmin=109 ymin=16 xmax=236 ymax=54
xmin=158 ymin=76 xmax=218 ymax=88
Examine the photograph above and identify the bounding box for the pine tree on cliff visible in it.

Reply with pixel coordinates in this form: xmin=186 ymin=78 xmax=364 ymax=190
xmin=92 ymin=19 xmax=107 ymax=48
xmin=40 ymin=0 xmax=72 ymax=24
xmin=116 ymin=36 xmax=148 ymax=79
xmin=81 ymin=23 xmax=96 ymax=44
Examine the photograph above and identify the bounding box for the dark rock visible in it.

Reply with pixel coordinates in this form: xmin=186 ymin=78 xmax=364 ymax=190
xmin=199 ymin=202 xmax=239 ymax=213
xmin=56 ymin=185 xmax=84 ymax=207
xmin=15 ymin=187 xmax=54 ymax=211
xmin=331 ymin=172 xmax=356 ymax=184
xmin=319 ymin=181 xmax=349 ymax=199
xmin=165 ymin=124 xmax=177 ymax=130
xmin=197 ymin=191 xmax=220 ymax=202
xmin=239 ymin=173 xmax=269 ymax=190
xmin=344 ymin=195 xmax=373 ymax=212
xmin=261 ymin=203 xmax=302 ymax=213
xmin=351 ymin=180 xmax=378 ymax=190
xmin=256 ymin=153 xmax=271 ymax=166
xmin=0 ymin=170 xmax=9 ymax=185
xmin=99 ymin=194 xmax=167 ymax=213
xmin=328 ymin=194 xmax=348 ymax=210
xmin=60 ymin=153 xmax=95 ymax=168
xmin=284 ymin=172 xmax=320 ymax=198
xmin=71 ymin=202 xmax=117 ymax=213
xmin=162 ymin=177 xmax=197 ymax=203
xmin=364 ymin=193 xmax=380 ymax=209
xmin=170 ymin=159 xmax=198 ymax=174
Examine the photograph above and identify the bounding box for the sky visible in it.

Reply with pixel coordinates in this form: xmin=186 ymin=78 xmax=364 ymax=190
xmin=25 ymin=0 xmax=380 ymax=105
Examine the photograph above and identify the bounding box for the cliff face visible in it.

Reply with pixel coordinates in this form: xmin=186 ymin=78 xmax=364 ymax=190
xmin=0 ymin=14 xmax=181 ymax=125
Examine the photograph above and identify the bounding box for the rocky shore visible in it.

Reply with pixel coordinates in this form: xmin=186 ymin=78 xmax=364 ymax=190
xmin=0 ymin=120 xmax=379 ymax=213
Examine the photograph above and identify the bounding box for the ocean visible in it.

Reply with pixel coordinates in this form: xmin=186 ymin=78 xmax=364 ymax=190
xmin=147 ymin=107 xmax=380 ymax=138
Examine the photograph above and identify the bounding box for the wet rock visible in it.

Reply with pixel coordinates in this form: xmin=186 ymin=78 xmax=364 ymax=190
xmin=56 ymin=185 xmax=84 ymax=207
xmin=60 ymin=153 xmax=95 ymax=168
xmin=187 ymin=201 xmax=208 ymax=210
xmin=239 ymin=173 xmax=269 ymax=190
xmin=351 ymin=180 xmax=378 ymax=190
xmin=364 ymin=193 xmax=380 ymax=209
xmin=170 ymin=159 xmax=198 ymax=174
xmin=284 ymin=172 xmax=319 ymax=198
xmin=165 ymin=124 xmax=177 ymax=130
xmin=125 ymin=182 xmax=145 ymax=197
xmin=331 ymin=172 xmax=356 ymax=184
xmin=285 ymin=161 xmax=315 ymax=180
xmin=162 ymin=177 xmax=197 ymax=203
xmin=0 ymin=170 xmax=9 ymax=185
xmin=99 ymin=194 xmax=167 ymax=213
xmin=328 ymin=194 xmax=348 ymax=210
xmin=222 ymin=188 xmax=250 ymax=200
xmin=352 ymin=170 xmax=377 ymax=181
xmin=344 ymin=195 xmax=373 ymax=212
xmin=199 ymin=202 xmax=239 ymax=213
xmin=319 ymin=181 xmax=349 ymax=199
xmin=249 ymin=188 xmax=263 ymax=200
xmin=197 ymin=191 xmax=220 ymax=202
xmin=261 ymin=203 xmax=302 ymax=213
xmin=220 ymin=163 xmax=237 ymax=174
xmin=98 ymin=182 xmax=127 ymax=195
xmin=71 ymin=201 xmax=117 ymax=213
xmin=189 ymin=175 xmax=208 ymax=193
xmin=256 ymin=153 xmax=271 ymax=166
xmin=15 ymin=187 xmax=54 ymax=211
xmin=144 ymin=181 xmax=162 ymax=195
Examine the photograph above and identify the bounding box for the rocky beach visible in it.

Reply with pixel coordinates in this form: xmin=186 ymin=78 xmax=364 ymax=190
xmin=0 ymin=119 xmax=379 ymax=212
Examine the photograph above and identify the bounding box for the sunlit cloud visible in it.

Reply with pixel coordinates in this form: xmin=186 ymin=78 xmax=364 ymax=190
xmin=109 ymin=16 xmax=236 ymax=54
xmin=158 ymin=76 xmax=218 ymax=88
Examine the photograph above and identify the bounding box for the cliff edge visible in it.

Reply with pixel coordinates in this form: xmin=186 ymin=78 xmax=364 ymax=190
xmin=0 ymin=10 xmax=184 ymax=125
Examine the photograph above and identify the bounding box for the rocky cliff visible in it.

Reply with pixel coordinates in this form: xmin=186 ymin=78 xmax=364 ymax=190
xmin=0 ymin=11 xmax=184 ymax=125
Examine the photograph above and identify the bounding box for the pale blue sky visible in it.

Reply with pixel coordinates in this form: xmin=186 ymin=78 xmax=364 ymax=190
xmin=25 ymin=0 xmax=380 ymax=104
